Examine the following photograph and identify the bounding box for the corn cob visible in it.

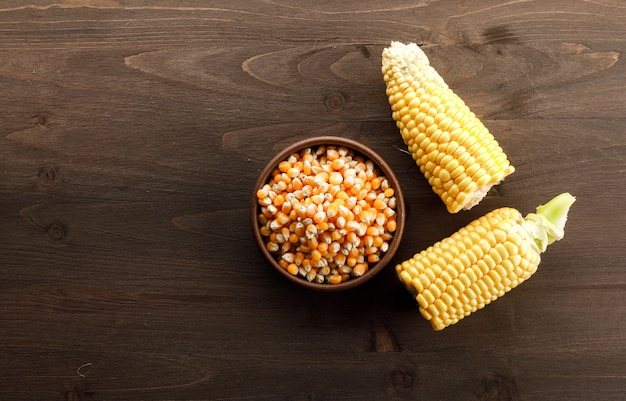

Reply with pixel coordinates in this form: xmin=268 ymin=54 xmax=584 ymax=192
xmin=382 ymin=41 xmax=515 ymax=213
xmin=396 ymin=193 xmax=575 ymax=330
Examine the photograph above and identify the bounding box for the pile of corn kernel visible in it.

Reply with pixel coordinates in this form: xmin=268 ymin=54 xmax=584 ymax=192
xmin=256 ymin=145 xmax=398 ymax=284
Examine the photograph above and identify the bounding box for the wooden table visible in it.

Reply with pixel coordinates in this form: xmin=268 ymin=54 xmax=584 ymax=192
xmin=1 ymin=1 xmax=625 ymax=400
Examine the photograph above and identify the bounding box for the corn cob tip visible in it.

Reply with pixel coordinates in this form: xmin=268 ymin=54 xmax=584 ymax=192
xmin=382 ymin=41 xmax=437 ymax=75
xmin=521 ymin=192 xmax=576 ymax=253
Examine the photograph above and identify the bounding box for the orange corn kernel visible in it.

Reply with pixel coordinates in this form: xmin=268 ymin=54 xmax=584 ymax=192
xmin=352 ymin=263 xmax=368 ymax=277
xmin=328 ymin=274 xmax=343 ymax=284
xmin=287 ymin=263 xmax=299 ymax=275
xmin=373 ymin=198 xmax=387 ymax=210
xmin=367 ymin=254 xmax=380 ymax=263
xmin=311 ymin=249 xmax=323 ymax=261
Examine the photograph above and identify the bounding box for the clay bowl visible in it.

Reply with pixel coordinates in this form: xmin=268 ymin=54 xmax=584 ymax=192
xmin=251 ymin=136 xmax=406 ymax=291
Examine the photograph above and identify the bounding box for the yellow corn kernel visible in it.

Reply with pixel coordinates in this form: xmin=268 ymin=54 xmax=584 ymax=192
xmin=395 ymin=193 xmax=575 ymax=330
xmin=382 ymin=41 xmax=514 ymax=213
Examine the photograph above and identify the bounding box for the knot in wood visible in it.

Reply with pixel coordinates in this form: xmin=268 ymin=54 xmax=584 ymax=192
xmin=47 ymin=223 xmax=66 ymax=243
xmin=477 ymin=371 xmax=519 ymax=401
xmin=36 ymin=114 xmax=50 ymax=126
xmin=37 ymin=166 xmax=56 ymax=185
xmin=324 ymin=92 xmax=346 ymax=112
xmin=386 ymin=367 xmax=415 ymax=393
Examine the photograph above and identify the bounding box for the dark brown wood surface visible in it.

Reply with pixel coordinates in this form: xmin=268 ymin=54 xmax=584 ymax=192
xmin=1 ymin=1 xmax=625 ymax=400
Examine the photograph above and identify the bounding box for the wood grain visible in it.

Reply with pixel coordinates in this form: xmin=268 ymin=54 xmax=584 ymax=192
xmin=1 ymin=1 xmax=625 ymax=400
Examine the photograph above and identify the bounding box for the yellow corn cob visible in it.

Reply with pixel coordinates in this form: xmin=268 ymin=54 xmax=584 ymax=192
xmin=396 ymin=193 xmax=575 ymax=330
xmin=382 ymin=41 xmax=515 ymax=213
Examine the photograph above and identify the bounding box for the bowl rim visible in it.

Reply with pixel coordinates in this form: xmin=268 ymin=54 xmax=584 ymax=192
xmin=250 ymin=136 xmax=406 ymax=291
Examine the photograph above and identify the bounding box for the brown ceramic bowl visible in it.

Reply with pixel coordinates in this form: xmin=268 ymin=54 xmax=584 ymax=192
xmin=251 ymin=136 xmax=405 ymax=291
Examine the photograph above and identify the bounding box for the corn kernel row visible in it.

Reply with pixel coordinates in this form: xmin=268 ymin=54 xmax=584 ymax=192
xmin=257 ymin=145 xmax=398 ymax=284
